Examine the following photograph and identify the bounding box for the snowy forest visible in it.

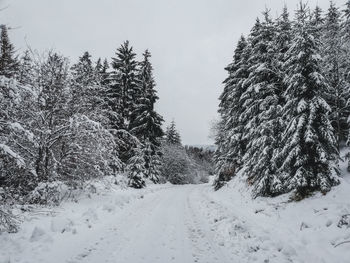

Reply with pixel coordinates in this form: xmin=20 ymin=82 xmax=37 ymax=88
xmin=215 ymin=1 xmax=350 ymax=199
xmin=1 ymin=1 xmax=350 ymax=262
xmin=0 ymin=26 xmax=213 ymax=232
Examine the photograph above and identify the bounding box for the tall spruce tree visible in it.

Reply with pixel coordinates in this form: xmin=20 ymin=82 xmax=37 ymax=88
xmin=109 ymin=41 xmax=139 ymax=128
xmin=341 ymin=1 xmax=350 ymax=170
xmin=148 ymin=151 xmax=162 ymax=183
xmin=106 ymin=42 xmax=141 ymax=165
xmin=239 ymin=10 xmax=284 ymax=197
xmin=129 ymin=50 xmax=164 ymax=148
xmin=128 ymin=50 xmax=164 ymax=182
xmin=275 ymin=6 xmax=292 ymax=61
xmin=310 ymin=6 xmax=325 ymax=39
xmin=214 ymin=36 xmax=249 ymax=189
xmin=277 ymin=3 xmax=339 ymax=198
xmin=0 ymin=25 xmax=18 ymax=78
xmin=18 ymin=50 xmax=34 ymax=86
xmin=95 ymin=58 xmax=110 ymax=85
xmin=342 ymin=0 xmax=350 ymax=45
xmin=70 ymin=51 xmax=101 ymax=115
xmin=322 ymin=2 xmax=350 ymax=148
xmin=126 ymin=146 xmax=146 ymax=188
xmin=165 ymin=120 xmax=181 ymax=145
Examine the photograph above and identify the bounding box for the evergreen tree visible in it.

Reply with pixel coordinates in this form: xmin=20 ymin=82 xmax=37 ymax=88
xmin=142 ymin=140 xmax=152 ymax=178
xmin=148 ymin=153 xmax=162 ymax=183
xmin=214 ymin=36 xmax=249 ymax=189
xmin=342 ymin=0 xmax=350 ymax=45
xmin=95 ymin=58 xmax=102 ymax=73
xmin=275 ymin=6 xmax=292 ymax=61
xmin=129 ymin=50 xmax=164 ymax=148
xmin=126 ymin=146 xmax=146 ymax=188
xmin=70 ymin=51 xmax=101 ymax=115
xmin=17 ymin=50 xmax=34 ymax=86
xmin=105 ymin=41 xmax=143 ymax=166
xmin=95 ymin=58 xmax=110 ymax=85
xmin=165 ymin=120 xmax=181 ymax=145
xmin=0 ymin=25 xmax=18 ymax=78
xmin=109 ymin=41 xmax=139 ymax=128
xmin=239 ymin=10 xmax=284 ymax=197
xmin=342 ymin=1 xmax=350 ymax=170
xmin=322 ymin=2 xmax=350 ymax=147
xmin=102 ymin=59 xmax=109 ymax=74
xmin=277 ymin=3 xmax=339 ymax=198
xmin=310 ymin=5 xmax=324 ymax=39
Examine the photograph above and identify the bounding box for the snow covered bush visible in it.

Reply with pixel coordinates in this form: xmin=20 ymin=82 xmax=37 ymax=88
xmin=59 ymin=114 xmax=121 ymax=183
xmin=27 ymin=181 xmax=69 ymax=205
xmin=160 ymin=144 xmax=192 ymax=184
xmin=160 ymin=143 xmax=211 ymax=185
xmin=0 ymin=207 xmax=18 ymax=233
xmin=0 ymin=76 xmax=37 ymax=196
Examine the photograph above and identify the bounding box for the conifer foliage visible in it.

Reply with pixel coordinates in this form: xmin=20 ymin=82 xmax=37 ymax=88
xmin=277 ymin=3 xmax=339 ymax=197
xmin=107 ymin=43 xmax=164 ymax=186
xmin=165 ymin=120 xmax=181 ymax=145
xmin=215 ymin=1 xmax=350 ymax=198
xmin=0 ymin=25 xmax=18 ymax=78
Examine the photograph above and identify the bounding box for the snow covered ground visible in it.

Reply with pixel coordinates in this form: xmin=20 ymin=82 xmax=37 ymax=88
xmin=1 ymin=173 xmax=350 ymax=263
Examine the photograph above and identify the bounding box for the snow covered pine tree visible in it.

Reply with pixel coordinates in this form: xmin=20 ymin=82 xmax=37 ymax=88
xmin=276 ymin=3 xmax=339 ymax=199
xmin=165 ymin=120 xmax=181 ymax=145
xmin=129 ymin=50 xmax=164 ymax=183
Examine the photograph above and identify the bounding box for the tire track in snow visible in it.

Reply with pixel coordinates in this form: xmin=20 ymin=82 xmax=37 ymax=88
xmin=184 ymin=187 xmax=233 ymax=263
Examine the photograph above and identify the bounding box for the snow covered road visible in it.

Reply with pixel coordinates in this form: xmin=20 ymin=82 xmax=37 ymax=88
xmin=1 ymin=184 xmax=236 ymax=263
xmin=2 ymin=181 xmax=350 ymax=263
xmin=64 ymin=185 xmax=233 ymax=263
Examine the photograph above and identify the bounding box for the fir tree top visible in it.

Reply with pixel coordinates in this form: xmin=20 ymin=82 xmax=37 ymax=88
xmin=165 ymin=120 xmax=181 ymax=145
xmin=0 ymin=25 xmax=18 ymax=78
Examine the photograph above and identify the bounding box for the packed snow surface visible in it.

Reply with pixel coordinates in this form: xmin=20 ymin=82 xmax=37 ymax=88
xmin=1 ymin=177 xmax=350 ymax=263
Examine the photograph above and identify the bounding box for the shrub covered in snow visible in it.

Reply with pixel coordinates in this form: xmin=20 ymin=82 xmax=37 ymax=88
xmin=160 ymin=143 xmax=211 ymax=185
xmin=0 ymin=208 xmax=18 ymax=233
xmin=27 ymin=182 xmax=70 ymax=205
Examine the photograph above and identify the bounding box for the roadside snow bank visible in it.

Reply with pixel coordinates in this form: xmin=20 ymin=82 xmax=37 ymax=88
xmin=0 ymin=177 xmax=173 ymax=263
xmin=204 ymin=170 xmax=350 ymax=262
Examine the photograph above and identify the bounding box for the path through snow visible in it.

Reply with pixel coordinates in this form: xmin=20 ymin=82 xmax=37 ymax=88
xmin=1 ymin=181 xmax=350 ymax=263
xmin=65 ymin=185 xmax=234 ymax=263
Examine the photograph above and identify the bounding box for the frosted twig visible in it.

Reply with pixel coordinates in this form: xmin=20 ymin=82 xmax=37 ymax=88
xmin=334 ymin=240 xmax=350 ymax=248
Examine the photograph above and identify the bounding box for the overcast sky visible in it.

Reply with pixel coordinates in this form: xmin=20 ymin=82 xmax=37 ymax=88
xmin=1 ymin=0 xmax=336 ymax=145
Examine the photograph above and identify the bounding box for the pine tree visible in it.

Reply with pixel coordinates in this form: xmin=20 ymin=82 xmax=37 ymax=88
xmin=129 ymin=50 xmax=164 ymax=149
xmin=322 ymin=2 xmax=350 ymax=148
xmin=126 ymin=146 xmax=146 ymax=188
xmin=277 ymin=3 xmax=339 ymax=198
xmin=342 ymin=0 xmax=350 ymax=45
xmin=102 ymin=59 xmax=109 ymax=74
xmin=109 ymin=41 xmax=139 ymax=128
xmin=275 ymin=6 xmax=292 ymax=60
xmin=214 ymin=36 xmax=248 ymax=189
xmin=95 ymin=58 xmax=110 ymax=85
xmin=105 ymin=42 xmax=144 ymax=166
xmin=70 ymin=51 xmax=101 ymax=115
xmin=0 ymin=25 xmax=18 ymax=78
xmin=95 ymin=58 xmax=102 ymax=73
xmin=17 ymin=50 xmax=34 ymax=86
xmin=165 ymin=120 xmax=181 ymax=145
xmin=310 ymin=5 xmax=324 ymax=39
xmin=148 ymin=151 xmax=162 ymax=183
xmin=239 ymin=10 xmax=284 ymax=197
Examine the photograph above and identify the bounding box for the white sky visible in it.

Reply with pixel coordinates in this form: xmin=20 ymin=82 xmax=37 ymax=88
xmin=1 ymin=0 xmax=336 ymax=145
